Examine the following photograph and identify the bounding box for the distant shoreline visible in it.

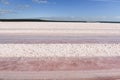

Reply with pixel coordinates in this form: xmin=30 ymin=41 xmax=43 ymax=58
xmin=0 ymin=19 xmax=120 ymax=23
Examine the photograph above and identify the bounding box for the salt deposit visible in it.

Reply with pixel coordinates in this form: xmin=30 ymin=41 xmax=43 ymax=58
xmin=0 ymin=44 xmax=120 ymax=57
xmin=0 ymin=22 xmax=120 ymax=57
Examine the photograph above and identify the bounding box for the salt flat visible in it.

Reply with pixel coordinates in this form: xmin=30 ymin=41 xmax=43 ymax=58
xmin=0 ymin=22 xmax=120 ymax=43
xmin=0 ymin=22 xmax=120 ymax=57
xmin=0 ymin=22 xmax=120 ymax=79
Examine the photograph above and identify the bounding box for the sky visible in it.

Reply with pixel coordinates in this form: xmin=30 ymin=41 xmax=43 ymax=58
xmin=0 ymin=0 xmax=120 ymax=21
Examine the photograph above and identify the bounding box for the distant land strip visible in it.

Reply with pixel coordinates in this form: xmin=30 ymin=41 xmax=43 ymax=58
xmin=0 ymin=19 xmax=120 ymax=23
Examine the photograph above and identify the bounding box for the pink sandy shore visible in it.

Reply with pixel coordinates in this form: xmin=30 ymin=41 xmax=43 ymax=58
xmin=0 ymin=57 xmax=119 ymax=71
xmin=1 ymin=70 xmax=120 ymax=80
xmin=0 ymin=57 xmax=120 ymax=80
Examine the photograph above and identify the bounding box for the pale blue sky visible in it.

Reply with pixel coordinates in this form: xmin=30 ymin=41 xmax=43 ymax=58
xmin=0 ymin=0 xmax=120 ymax=21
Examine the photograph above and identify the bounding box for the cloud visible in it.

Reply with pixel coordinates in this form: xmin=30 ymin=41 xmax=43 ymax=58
xmin=0 ymin=0 xmax=9 ymax=5
xmin=113 ymin=16 xmax=120 ymax=19
xmin=16 ymin=5 xmax=31 ymax=10
xmin=32 ymin=0 xmax=48 ymax=4
xmin=91 ymin=0 xmax=120 ymax=2
xmin=0 ymin=9 xmax=14 ymax=15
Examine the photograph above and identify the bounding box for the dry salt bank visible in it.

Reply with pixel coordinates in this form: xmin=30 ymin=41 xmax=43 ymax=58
xmin=0 ymin=22 xmax=120 ymax=80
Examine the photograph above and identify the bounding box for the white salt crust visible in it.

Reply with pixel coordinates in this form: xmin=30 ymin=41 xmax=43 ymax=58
xmin=0 ymin=22 xmax=120 ymax=57
xmin=0 ymin=44 xmax=120 ymax=57
xmin=1 ymin=22 xmax=120 ymax=36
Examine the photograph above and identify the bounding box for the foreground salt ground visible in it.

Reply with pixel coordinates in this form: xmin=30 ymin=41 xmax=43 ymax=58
xmin=0 ymin=22 xmax=120 ymax=79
